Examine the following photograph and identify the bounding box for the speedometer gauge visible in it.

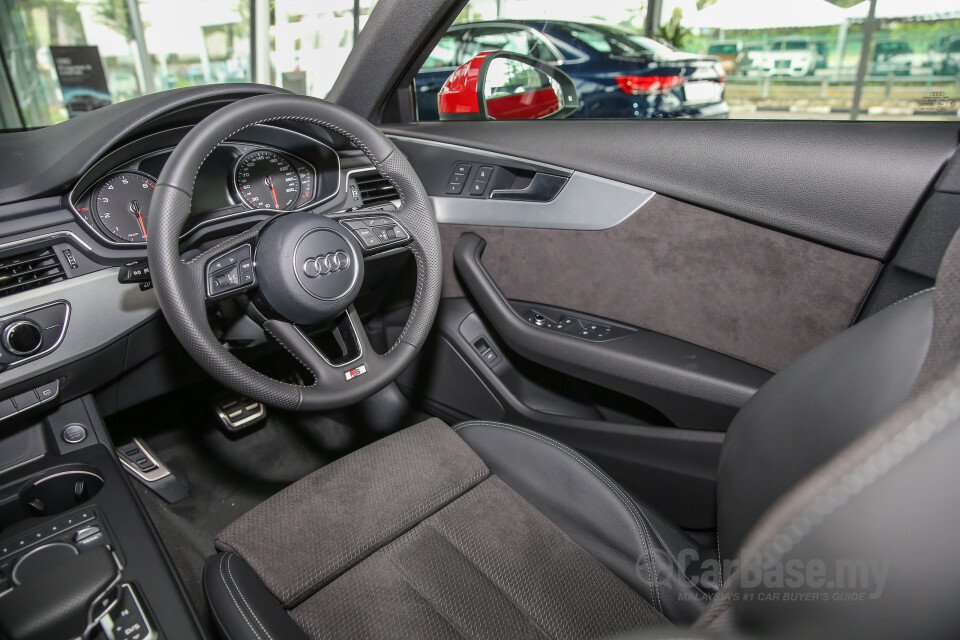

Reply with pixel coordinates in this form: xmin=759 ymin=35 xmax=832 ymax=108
xmin=94 ymin=172 xmax=156 ymax=243
xmin=234 ymin=150 xmax=303 ymax=210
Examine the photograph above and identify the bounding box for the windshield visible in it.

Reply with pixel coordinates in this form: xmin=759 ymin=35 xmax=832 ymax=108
xmin=0 ymin=0 xmax=378 ymax=131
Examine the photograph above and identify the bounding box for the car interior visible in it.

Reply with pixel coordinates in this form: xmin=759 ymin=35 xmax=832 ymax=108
xmin=0 ymin=0 xmax=959 ymax=639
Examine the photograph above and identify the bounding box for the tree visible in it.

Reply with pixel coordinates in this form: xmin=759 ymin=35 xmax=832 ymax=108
xmin=658 ymin=7 xmax=693 ymax=49
xmin=90 ymin=0 xmax=136 ymax=42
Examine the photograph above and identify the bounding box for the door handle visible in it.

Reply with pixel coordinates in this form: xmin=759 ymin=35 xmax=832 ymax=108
xmin=490 ymin=173 xmax=567 ymax=202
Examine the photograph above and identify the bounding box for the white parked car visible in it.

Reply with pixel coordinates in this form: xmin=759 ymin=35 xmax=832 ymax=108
xmin=744 ymin=39 xmax=828 ymax=77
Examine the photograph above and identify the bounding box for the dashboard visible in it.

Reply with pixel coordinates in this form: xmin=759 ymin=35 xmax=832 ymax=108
xmin=0 ymin=86 xmax=411 ymax=420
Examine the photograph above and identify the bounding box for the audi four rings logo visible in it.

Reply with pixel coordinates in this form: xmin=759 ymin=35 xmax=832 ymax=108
xmin=303 ymin=251 xmax=351 ymax=278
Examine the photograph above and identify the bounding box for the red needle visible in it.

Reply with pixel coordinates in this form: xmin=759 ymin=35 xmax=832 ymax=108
xmin=270 ymin=183 xmax=280 ymax=208
xmin=137 ymin=210 xmax=147 ymax=239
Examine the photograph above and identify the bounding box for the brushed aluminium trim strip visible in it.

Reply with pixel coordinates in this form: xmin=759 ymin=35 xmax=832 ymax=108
xmin=430 ymin=171 xmax=654 ymax=230
xmin=388 ymin=135 xmax=655 ymax=230
xmin=0 ymin=268 xmax=159 ymax=388
xmin=0 ymin=230 xmax=93 ymax=254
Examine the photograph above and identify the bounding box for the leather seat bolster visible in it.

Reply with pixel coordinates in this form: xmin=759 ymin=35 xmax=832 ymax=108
xmin=203 ymin=551 xmax=309 ymax=640
xmin=455 ymin=420 xmax=714 ymax=624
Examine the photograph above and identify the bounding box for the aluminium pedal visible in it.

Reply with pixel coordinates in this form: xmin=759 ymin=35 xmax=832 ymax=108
xmin=214 ymin=396 xmax=266 ymax=433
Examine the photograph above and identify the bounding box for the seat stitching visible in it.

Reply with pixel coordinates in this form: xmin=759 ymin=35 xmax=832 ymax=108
xmin=226 ymin=552 xmax=273 ymax=640
xmin=386 ymin=549 xmax=475 ymax=640
xmin=454 ymin=420 xmax=664 ymax=613
xmin=219 ymin=552 xmax=264 ymax=640
xmin=716 ymin=534 xmax=723 ymax=587
xmin=877 ymin=286 xmax=935 ymax=314
xmin=423 ymin=522 xmax=555 ymax=639
xmin=633 ymin=506 xmax=711 ymax=598
xmin=283 ymin=467 xmax=490 ymax=606
xmin=752 ymin=379 xmax=960 ymax=573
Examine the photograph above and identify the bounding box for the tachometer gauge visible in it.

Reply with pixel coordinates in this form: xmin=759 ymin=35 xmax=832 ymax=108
xmin=234 ymin=150 xmax=302 ymax=210
xmin=94 ymin=172 xmax=156 ymax=243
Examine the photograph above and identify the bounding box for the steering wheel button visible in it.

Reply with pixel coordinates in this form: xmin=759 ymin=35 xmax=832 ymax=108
xmin=240 ymin=260 xmax=252 ymax=271
xmin=354 ymin=228 xmax=380 ymax=247
xmin=213 ymin=267 xmax=240 ymax=291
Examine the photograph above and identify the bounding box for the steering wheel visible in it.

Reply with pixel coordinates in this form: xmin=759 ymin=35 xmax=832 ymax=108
xmin=147 ymin=94 xmax=441 ymax=411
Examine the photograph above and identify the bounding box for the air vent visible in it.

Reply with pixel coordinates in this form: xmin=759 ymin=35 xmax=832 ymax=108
xmin=0 ymin=248 xmax=66 ymax=299
xmin=354 ymin=172 xmax=399 ymax=206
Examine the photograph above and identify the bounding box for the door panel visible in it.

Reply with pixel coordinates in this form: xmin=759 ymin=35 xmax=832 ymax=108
xmin=439 ymin=195 xmax=878 ymax=372
xmin=386 ymin=121 xmax=959 ymax=259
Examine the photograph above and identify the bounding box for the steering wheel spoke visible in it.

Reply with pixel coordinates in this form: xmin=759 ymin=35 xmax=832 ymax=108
xmin=263 ymin=306 xmax=381 ymax=391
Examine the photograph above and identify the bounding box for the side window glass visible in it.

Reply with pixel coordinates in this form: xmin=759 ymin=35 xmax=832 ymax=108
xmin=529 ymin=33 xmax=561 ymax=63
xmin=462 ymin=27 xmax=532 ymax=61
xmin=413 ymin=0 xmax=960 ymax=123
xmin=424 ymin=33 xmax=463 ymax=70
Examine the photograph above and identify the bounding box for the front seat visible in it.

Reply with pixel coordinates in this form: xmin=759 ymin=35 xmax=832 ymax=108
xmin=202 ymin=231 xmax=960 ymax=639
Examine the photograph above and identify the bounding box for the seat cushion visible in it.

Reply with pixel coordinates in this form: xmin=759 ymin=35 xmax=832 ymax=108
xmin=207 ymin=418 xmax=668 ymax=639
xmin=215 ymin=418 xmax=489 ymax=607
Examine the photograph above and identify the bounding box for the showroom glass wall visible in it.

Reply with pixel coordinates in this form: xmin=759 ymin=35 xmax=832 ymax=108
xmin=0 ymin=0 xmax=958 ymax=128
xmin=0 ymin=0 xmax=377 ymax=128
xmin=415 ymin=0 xmax=960 ymax=121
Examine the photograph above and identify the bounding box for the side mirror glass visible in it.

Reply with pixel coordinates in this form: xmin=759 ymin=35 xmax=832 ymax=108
xmin=438 ymin=51 xmax=579 ymax=121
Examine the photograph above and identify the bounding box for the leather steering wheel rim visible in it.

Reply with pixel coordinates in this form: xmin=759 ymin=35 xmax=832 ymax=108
xmin=147 ymin=94 xmax=442 ymax=411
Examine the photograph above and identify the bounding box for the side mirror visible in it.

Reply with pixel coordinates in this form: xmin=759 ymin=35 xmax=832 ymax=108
xmin=438 ymin=51 xmax=579 ymax=121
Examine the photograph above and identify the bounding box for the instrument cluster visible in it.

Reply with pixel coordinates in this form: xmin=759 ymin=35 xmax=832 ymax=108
xmin=69 ymin=125 xmax=342 ymax=247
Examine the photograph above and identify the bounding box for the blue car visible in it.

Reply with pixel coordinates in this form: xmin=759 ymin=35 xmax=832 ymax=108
xmin=416 ymin=20 xmax=729 ymax=120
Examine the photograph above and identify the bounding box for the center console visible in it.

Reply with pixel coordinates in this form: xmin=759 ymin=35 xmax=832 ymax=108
xmin=0 ymin=396 xmax=204 ymax=640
